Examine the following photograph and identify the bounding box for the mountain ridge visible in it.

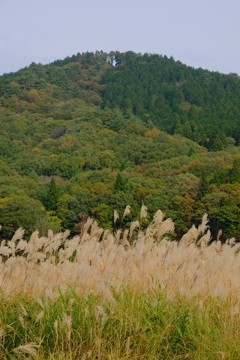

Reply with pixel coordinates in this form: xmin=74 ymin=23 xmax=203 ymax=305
xmin=1 ymin=51 xmax=240 ymax=149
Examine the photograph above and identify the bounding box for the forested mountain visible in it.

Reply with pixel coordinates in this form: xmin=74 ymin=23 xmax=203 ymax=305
xmin=102 ymin=52 xmax=240 ymax=150
xmin=0 ymin=51 xmax=240 ymax=241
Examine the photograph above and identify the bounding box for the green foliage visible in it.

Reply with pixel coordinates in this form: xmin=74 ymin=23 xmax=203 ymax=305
xmin=56 ymin=194 xmax=79 ymax=231
xmin=169 ymin=194 xmax=203 ymax=237
xmin=198 ymin=170 xmax=209 ymax=199
xmin=230 ymin=157 xmax=240 ymax=183
xmin=0 ymin=51 xmax=240 ymax=239
xmin=0 ymin=195 xmax=49 ymax=238
xmin=114 ymin=172 xmax=127 ymax=192
xmin=46 ymin=178 xmax=59 ymax=211
xmin=1 ymin=290 xmax=240 ymax=359
xmin=102 ymin=52 xmax=240 ymax=149
xmin=92 ymin=203 xmax=113 ymax=229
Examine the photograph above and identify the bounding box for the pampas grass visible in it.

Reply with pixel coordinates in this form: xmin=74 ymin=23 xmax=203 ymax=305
xmin=12 ymin=343 xmax=40 ymax=356
xmin=0 ymin=208 xmax=239 ymax=301
xmin=1 ymin=208 xmax=240 ymax=359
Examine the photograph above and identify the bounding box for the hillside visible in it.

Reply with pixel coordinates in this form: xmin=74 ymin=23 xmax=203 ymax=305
xmin=0 ymin=51 xmax=240 ymax=240
xmin=102 ymin=51 xmax=240 ymax=150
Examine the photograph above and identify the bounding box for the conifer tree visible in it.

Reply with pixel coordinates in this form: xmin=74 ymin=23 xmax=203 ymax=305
xmin=198 ymin=170 xmax=209 ymax=199
xmin=114 ymin=173 xmax=126 ymax=192
xmin=46 ymin=178 xmax=59 ymax=211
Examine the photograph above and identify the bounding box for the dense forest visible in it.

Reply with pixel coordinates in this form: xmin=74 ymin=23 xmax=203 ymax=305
xmin=0 ymin=51 xmax=240 ymax=240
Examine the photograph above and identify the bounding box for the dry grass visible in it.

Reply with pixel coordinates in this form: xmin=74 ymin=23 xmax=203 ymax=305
xmin=0 ymin=208 xmax=239 ymax=301
xmin=1 ymin=209 xmax=240 ymax=359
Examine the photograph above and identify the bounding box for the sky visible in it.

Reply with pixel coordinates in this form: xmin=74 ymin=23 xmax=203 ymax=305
xmin=0 ymin=0 xmax=239 ymax=75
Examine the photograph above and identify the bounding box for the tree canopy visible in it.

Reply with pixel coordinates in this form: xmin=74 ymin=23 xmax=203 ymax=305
xmin=1 ymin=51 xmax=240 ymax=240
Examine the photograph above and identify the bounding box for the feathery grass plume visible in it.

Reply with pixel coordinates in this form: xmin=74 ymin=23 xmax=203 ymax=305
xmin=12 ymin=227 xmax=25 ymax=242
xmin=29 ymin=229 xmax=39 ymax=244
xmin=28 ymin=251 xmax=46 ymax=263
xmin=18 ymin=315 xmax=25 ymax=329
xmin=95 ymin=305 xmax=108 ymax=326
xmin=226 ymin=237 xmax=236 ymax=247
xmin=180 ymin=225 xmax=198 ymax=245
xmin=62 ymin=313 xmax=72 ymax=329
xmin=35 ymin=310 xmax=44 ymax=323
xmin=63 ymin=229 xmax=71 ymax=241
xmin=16 ymin=239 xmax=27 ymax=251
xmin=114 ymin=209 xmax=119 ymax=224
xmin=122 ymin=229 xmax=129 ymax=244
xmin=152 ymin=209 xmax=164 ymax=224
xmin=156 ymin=218 xmax=175 ymax=240
xmin=61 ymin=313 xmax=72 ymax=341
xmin=64 ymin=235 xmax=80 ymax=250
xmin=44 ymin=233 xmax=63 ymax=255
xmin=140 ymin=204 xmax=148 ymax=219
xmin=20 ymin=303 xmax=28 ymax=316
xmin=197 ymin=213 xmax=209 ymax=236
xmin=5 ymin=240 xmax=16 ymax=257
xmin=129 ymin=220 xmax=140 ymax=239
xmin=181 ymin=214 xmax=209 ymax=246
xmin=123 ymin=205 xmax=131 ymax=218
xmin=90 ymin=220 xmax=103 ymax=239
xmin=54 ymin=319 xmax=58 ymax=333
xmin=0 ymin=239 xmax=5 ymax=247
xmin=0 ymin=243 xmax=12 ymax=257
xmin=82 ymin=217 xmax=94 ymax=234
xmin=2 ymin=209 xmax=240 ymax=301
xmin=144 ymin=210 xmax=174 ymax=242
xmin=197 ymin=229 xmax=211 ymax=248
xmin=58 ymin=248 xmax=74 ymax=262
xmin=47 ymin=229 xmax=54 ymax=241
xmin=36 ymin=297 xmax=44 ymax=309
xmin=102 ymin=229 xmax=113 ymax=242
xmin=12 ymin=343 xmax=40 ymax=356
xmin=114 ymin=229 xmax=122 ymax=243
xmin=209 ymin=239 xmax=222 ymax=252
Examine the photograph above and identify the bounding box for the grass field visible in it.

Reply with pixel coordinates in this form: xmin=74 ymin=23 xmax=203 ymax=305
xmin=2 ymin=289 xmax=240 ymax=359
xmin=1 ymin=209 xmax=240 ymax=359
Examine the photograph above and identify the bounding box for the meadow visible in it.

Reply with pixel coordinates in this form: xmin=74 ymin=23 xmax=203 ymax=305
xmin=1 ymin=207 xmax=240 ymax=359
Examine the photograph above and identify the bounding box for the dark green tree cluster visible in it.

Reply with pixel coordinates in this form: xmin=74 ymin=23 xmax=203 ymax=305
xmin=102 ymin=52 xmax=240 ymax=149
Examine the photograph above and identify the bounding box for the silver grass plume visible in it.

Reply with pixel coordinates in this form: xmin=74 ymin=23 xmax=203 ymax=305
xmin=180 ymin=214 xmax=209 ymax=246
xmin=12 ymin=227 xmax=25 ymax=242
xmin=197 ymin=229 xmax=211 ymax=248
xmin=12 ymin=343 xmax=40 ymax=356
xmin=152 ymin=209 xmax=164 ymax=224
xmin=63 ymin=230 xmax=71 ymax=241
xmin=61 ymin=313 xmax=72 ymax=341
xmin=29 ymin=230 xmax=39 ymax=244
xmin=197 ymin=213 xmax=209 ymax=236
xmin=114 ymin=209 xmax=119 ymax=224
xmin=16 ymin=239 xmax=27 ymax=251
xmin=123 ymin=205 xmax=131 ymax=218
xmin=129 ymin=220 xmax=140 ymax=239
xmin=140 ymin=204 xmax=148 ymax=219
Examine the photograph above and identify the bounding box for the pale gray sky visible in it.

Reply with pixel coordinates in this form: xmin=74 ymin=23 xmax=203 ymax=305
xmin=0 ymin=0 xmax=239 ymax=75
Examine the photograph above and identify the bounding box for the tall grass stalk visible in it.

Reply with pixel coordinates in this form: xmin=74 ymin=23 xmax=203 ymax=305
xmin=1 ymin=289 xmax=240 ymax=359
xmin=1 ymin=209 xmax=240 ymax=358
xmin=0 ymin=211 xmax=239 ymax=300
